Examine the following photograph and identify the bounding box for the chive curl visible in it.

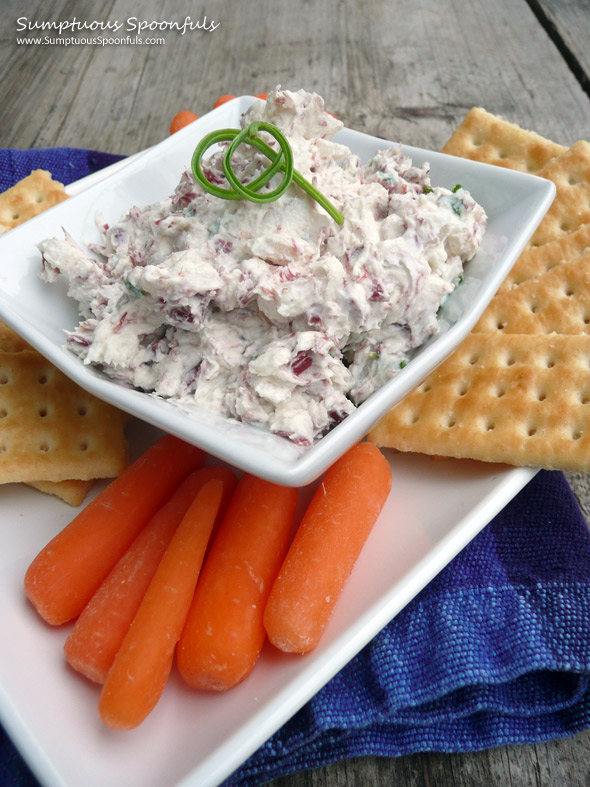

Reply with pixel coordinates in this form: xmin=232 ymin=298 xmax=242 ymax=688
xmin=191 ymin=121 xmax=344 ymax=224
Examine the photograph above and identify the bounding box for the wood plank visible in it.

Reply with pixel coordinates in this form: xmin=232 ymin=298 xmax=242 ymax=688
xmin=0 ymin=0 xmax=116 ymax=149
xmin=531 ymin=0 xmax=590 ymax=103
xmin=1 ymin=0 xmax=588 ymax=153
xmin=268 ymin=733 xmax=590 ymax=786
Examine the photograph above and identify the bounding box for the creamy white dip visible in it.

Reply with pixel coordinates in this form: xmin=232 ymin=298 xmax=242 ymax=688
xmin=39 ymin=88 xmax=486 ymax=446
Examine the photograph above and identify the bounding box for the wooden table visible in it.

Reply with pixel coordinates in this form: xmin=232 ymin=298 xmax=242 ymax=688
xmin=2 ymin=0 xmax=590 ymax=784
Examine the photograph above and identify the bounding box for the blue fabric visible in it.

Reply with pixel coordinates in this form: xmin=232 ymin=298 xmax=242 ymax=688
xmin=0 ymin=148 xmax=124 ymax=190
xmin=2 ymin=150 xmax=590 ymax=786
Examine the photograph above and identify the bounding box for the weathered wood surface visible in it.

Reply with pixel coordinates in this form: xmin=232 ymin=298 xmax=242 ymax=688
xmin=535 ymin=0 xmax=590 ymax=99
xmin=2 ymin=0 xmax=589 ymax=152
xmin=1 ymin=0 xmax=590 ymax=785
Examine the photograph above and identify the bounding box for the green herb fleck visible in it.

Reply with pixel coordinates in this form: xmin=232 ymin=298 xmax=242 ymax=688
xmin=423 ymin=186 xmax=434 ymax=194
xmin=399 ymin=360 xmax=407 ymax=369
xmin=457 ymin=273 xmax=464 ymax=284
xmin=452 ymin=184 xmax=462 ymax=193
xmin=124 ymin=281 xmax=147 ymax=298
xmin=368 ymin=351 xmax=379 ymax=360
xmin=449 ymin=196 xmax=463 ymax=216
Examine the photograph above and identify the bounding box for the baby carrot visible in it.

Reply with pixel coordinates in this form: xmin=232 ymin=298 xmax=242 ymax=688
xmin=213 ymin=94 xmax=235 ymax=108
xmin=24 ymin=435 xmax=205 ymax=626
xmin=263 ymin=443 xmax=391 ymax=653
xmin=177 ymin=474 xmax=298 ymax=691
xmin=169 ymin=110 xmax=199 ymax=135
xmin=64 ymin=466 xmax=237 ymax=683
xmin=99 ymin=479 xmax=223 ymax=730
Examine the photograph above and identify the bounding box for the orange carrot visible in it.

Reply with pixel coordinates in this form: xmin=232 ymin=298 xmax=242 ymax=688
xmin=169 ymin=110 xmax=199 ymax=135
xmin=99 ymin=479 xmax=223 ymax=729
xmin=254 ymin=92 xmax=269 ymax=100
xmin=24 ymin=435 xmax=205 ymax=626
xmin=177 ymin=474 xmax=298 ymax=691
xmin=263 ymin=443 xmax=391 ymax=653
xmin=64 ymin=466 xmax=237 ymax=683
xmin=213 ymin=94 xmax=235 ymax=108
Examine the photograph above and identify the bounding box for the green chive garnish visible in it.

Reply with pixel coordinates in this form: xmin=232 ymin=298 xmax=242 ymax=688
xmin=191 ymin=121 xmax=344 ymax=224
xmin=452 ymin=184 xmax=462 ymax=193
xmin=423 ymin=186 xmax=434 ymax=194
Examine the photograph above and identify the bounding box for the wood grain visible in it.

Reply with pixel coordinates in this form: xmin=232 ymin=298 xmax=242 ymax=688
xmin=533 ymin=0 xmax=590 ymax=99
xmin=1 ymin=0 xmax=589 ymax=153
xmin=1 ymin=0 xmax=590 ymax=784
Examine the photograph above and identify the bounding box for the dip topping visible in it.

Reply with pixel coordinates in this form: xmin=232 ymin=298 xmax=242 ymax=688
xmin=192 ymin=120 xmax=344 ymax=224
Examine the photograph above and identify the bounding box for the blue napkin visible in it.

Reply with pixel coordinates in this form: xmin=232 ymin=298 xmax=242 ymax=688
xmin=0 ymin=147 xmax=124 ymax=190
xmin=2 ymin=150 xmax=590 ymax=787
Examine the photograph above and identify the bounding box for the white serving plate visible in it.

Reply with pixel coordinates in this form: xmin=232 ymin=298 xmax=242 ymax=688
xmin=0 ymin=97 xmax=555 ymax=486
xmin=0 ymin=419 xmax=537 ymax=787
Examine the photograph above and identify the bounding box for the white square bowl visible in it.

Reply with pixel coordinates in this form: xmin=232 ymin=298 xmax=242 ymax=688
xmin=0 ymin=97 xmax=555 ymax=485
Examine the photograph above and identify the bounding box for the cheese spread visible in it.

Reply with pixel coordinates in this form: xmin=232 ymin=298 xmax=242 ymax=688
xmin=38 ymin=88 xmax=486 ymax=446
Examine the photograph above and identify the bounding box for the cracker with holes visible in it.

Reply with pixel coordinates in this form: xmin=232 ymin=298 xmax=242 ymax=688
xmin=0 ymin=170 xmax=127 ymax=504
xmin=473 ymin=249 xmax=590 ymax=335
xmin=370 ymin=113 xmax=590 ymax=471
xmin=498 ymin=222 xmax=590 ymax=293
xmin=0 ymin=170 xmax=68 ymax=234
xmin=441 ymin=107 xmax=566 ymax=173
xmin=0 ymin=320 xmax=31 ymax=352
xmin=529 ymin=141 xmax=590 ymax=247
xmin=0 ymin=350 xmax=127 ymax=483
xmin=368 ymin=334 xmax=590 ymax=471
xmin=26 ymin=479 xmax=95 ymax=508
